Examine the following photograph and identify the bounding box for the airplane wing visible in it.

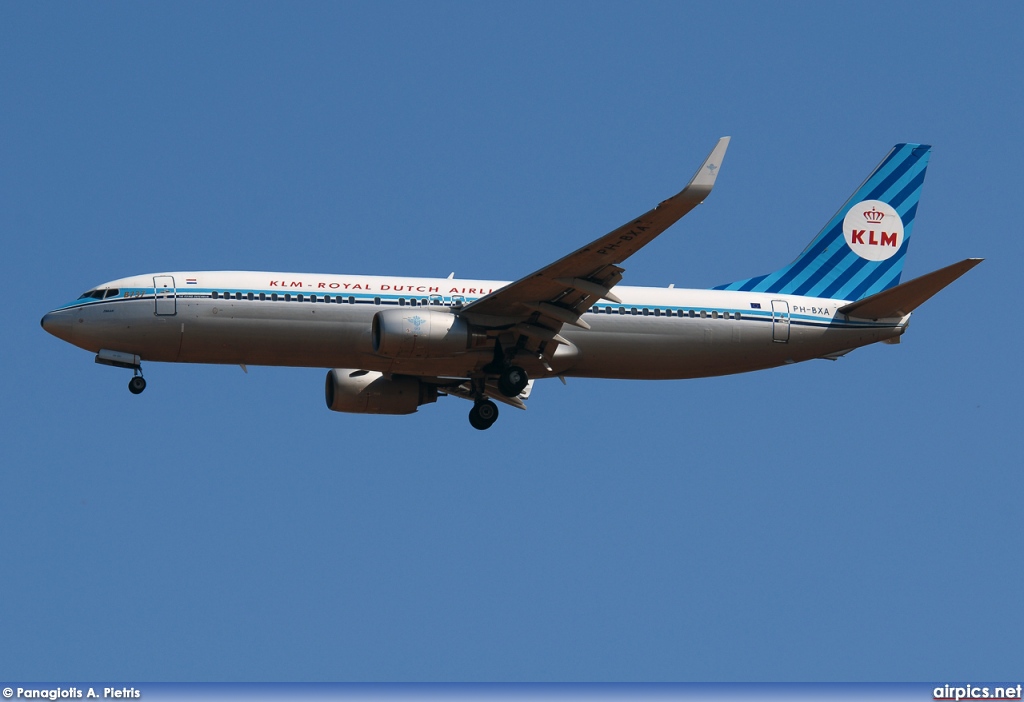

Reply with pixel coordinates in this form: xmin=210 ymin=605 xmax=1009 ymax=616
xmin=460 ymin=138 xmax=730 ymax=347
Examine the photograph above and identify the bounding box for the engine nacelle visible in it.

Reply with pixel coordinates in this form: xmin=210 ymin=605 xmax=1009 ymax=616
xmin=372 ymin=308 xmax=474 ymax=358
xmin=325 ymin=369 xmax=437 ymax=415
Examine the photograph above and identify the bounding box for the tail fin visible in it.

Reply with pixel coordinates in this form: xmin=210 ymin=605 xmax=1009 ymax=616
xmin=714 ymin=143 xmax=932 ymax=301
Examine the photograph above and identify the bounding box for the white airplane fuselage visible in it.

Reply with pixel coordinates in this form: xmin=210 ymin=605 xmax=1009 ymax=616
xmin=41 ymin=271 xmax=903 ymax=381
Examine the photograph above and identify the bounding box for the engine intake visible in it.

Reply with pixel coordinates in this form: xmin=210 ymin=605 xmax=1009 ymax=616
xmin=325 ymin=369 xmax=438 ymax=415
xmin=372 ymin=308 xmax=474 ymax=358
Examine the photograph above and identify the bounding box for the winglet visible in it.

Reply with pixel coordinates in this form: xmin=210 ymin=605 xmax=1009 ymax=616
xmin=688 ymin=136 xmax=730 ymax=191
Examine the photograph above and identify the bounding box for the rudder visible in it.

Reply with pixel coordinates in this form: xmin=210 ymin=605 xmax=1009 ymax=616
xmin=714 ymin=143 xmax=931 ymax=301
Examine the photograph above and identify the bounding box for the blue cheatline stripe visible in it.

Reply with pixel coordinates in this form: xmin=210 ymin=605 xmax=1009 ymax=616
xmin=712 ymin=143 xmax=931 ymax=300
xmin=51 ymin=294 xmax=902 ymax=331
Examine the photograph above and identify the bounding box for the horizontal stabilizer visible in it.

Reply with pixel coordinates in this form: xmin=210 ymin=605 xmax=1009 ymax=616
xmin=839 ymin=258 xmax=982 ymax=320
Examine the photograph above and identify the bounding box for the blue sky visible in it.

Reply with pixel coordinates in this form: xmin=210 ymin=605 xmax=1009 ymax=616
xmin=1 ymin=1 xmax=1021 ymax=682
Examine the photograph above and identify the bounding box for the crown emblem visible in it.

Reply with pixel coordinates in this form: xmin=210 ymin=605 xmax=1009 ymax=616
xmin=863 ymin=207 xmax=885 ymax=224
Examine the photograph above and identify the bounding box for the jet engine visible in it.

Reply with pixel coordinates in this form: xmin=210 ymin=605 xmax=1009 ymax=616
xmin=325 ymin=369 xmax=437 ymax=414
xmin=372 ymin=308 xmax=479 ymax=358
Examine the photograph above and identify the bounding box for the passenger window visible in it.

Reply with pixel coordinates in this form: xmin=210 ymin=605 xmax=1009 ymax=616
xmin=700 ymin=310 xmax=707 ymax=318
xmin=212 ymin=291 xmax=219 ymax=299
xmin=272 ymin=293 xmax=278 ymax=302
xmin=653 ymin=308 xmax=661 ymax=317
xmin=297 ymin=294 xmax=304 ymax=302
xmin=235 ymin=292 xmax=242 ymax=300
xmin=374 ymin=296 xmax=381 ymax=305
xmin=642 ymin=308 xmax=649 ymax=316
xmin=712 ymin=311 xmax=718 ymax=319
xmin=349 ymin=296 xmax=355 ymax=304
xmin=310 ymin=295 xmax=317 ymax=303
xmin=285 ymin=294 xmax=291 ymax=302
xmin=247 ymin=292 xmax=254 ymax=301
xmin=399 ymin=298 xmax=405 ymax=306
xmin=631 ymin=308 xmax=638 ymax=315
xmin=735 ymin=311 xmax=742 ymax=320
xmin=259 ymin=293 xmax=266 ymax=301
xmin=689 ymin=310 xmax=696 ymax=318
xmin=618 ymin=307 xmax=625 ymax=315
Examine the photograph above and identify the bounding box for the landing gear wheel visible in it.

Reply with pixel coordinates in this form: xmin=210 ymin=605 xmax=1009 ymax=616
xmin=128 ymin=376 xmax=147 ymax=395
xmin=497 ymin=365 xmax=529 ymax=397
xmin=468 ymin=399 xmax=499 ymax=430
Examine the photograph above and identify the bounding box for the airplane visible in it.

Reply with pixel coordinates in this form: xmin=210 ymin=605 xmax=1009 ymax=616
xmin=41 ymin=139 xmax=981 ymax=429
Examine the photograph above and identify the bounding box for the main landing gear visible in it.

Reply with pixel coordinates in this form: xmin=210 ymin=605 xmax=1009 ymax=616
xmin=469 ymin=399 xmax=499 ymax=431
xmin=497 ymin=365 xmax=529 ymax=397
xmin=466 ymin=364 xmax=529 ymax=430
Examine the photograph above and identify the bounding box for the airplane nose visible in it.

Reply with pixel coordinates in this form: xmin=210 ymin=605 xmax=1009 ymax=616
xmin=41 ymin=310 xmax=74 ymax=342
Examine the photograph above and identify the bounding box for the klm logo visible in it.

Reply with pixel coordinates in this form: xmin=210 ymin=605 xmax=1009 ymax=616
xmin=842 ymin=200 xmax=905 ymax=262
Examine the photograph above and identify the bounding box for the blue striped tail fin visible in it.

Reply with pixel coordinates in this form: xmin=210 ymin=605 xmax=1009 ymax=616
xmin=713 ymin=143 xmax=931 ymax=301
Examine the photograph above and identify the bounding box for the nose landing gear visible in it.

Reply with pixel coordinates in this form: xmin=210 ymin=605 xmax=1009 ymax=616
xmin=94 ymin=349 xmax=147 ymax=395
xmin=128 ymin=373 xmax=147 ymax=395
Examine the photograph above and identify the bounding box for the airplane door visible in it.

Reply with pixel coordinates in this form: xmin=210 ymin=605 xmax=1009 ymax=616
xmin=154 ymin=276 xmax=176 ymax=316
xmin=771 ymin=300 xmax=790 ymax=343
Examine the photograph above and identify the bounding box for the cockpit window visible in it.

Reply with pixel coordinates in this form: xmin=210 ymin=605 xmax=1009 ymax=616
xmin=78 ymin=290 xmax=95 ymax=299
xmin=104 ymin=289 xmax=119 ymax=298
xmin=90 ymin=290 xmax=105 ymax=299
